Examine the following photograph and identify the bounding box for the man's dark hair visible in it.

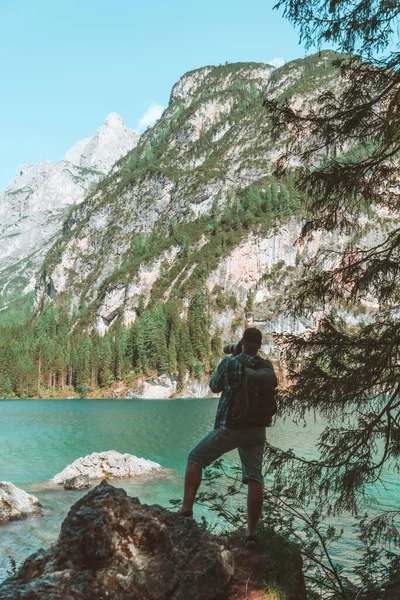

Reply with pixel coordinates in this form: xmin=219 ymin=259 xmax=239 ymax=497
xmin=240 ymin=328 xmax=262 ymax=355
xmin=241 ymin=327 xmax=262 ymax=346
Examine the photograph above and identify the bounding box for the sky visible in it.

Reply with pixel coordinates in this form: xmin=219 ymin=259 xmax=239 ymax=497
xmin=0 ymin=0 xmax=313 ymax=188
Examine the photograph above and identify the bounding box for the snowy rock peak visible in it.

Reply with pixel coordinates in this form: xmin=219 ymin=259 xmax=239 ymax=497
xmin=105 ymin=112 xmax=125 ymax=127
xmin=64 ymin=113 xmax=139 ymax=174
xmin=0 ymin=113 xmax=140 ymax=299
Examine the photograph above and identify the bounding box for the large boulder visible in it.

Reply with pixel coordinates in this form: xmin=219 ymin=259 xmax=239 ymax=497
xmin=0 ymin=482 xmax=42 ymax=523
xmin=51 ymin=450 xmax=162 ymax=485
xmin=0 ymin=481 xmax=234 ymax=600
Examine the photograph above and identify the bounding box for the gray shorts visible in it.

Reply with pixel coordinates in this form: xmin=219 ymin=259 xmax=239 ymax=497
xmin=188 ymin=427 xmax=266 ymax=485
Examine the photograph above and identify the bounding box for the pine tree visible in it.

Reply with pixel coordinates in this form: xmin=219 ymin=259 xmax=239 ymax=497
xmin=260 ymin=1 xmax=400 ymax=591
xmin=279 ymin=183 xmax=292 ymax=215
xmin=210 ymin=329 xmax=223 ymax=372
xmin=242 ymin=185 xmax=261 ymax=213
xmin=126 ymin=321 xmax=140 ymax=369
xmin=177 ymin=321 xmax=193 ymax=377
xmin=165 ymin=297 xmax=181 ymax=340
xmin=137 ymin=309 xmax=157 ymax=374
xmin=131 ymin=233 xmax=147 ymax=260
xmin=188 ymin=290 xmax=210 ymax=362
xmin=269 ymin=176 xmax=280 ymax=215
xmin=152 ymin=303 xmax=169 ymax=373
xmin=114 ymin=327 xmax=128 ymax=380
xmin=75 ymin=336 xmax=92 ymax=388
xmin=43 ymin=337 xmax=57 ymax=388
xmin=91 ymin=331 xmax=102 ymax=388
xmin=264 ymin=0 xmax=400 ymax=512
xmin=168 ymin=330 xmax=178 ymax=371
xmin=137 ymin=295 xmax=145 ymax=317
xmin=98 ymin=334 xmax=113 ymax=387
xmin=33 ymin=316 xmax=48 ymax=392
xmin=262 ymin=186 xmax=274 ymax=224
xmin=290 ymin=187 xmax=301 ymax=213
xmin=248 ymin=82 xmax=259 ymax=107
xmin=3 ymin=376 xmax=12 ymax=399
xmin=55 ymin=315 xmax=70 ymax=390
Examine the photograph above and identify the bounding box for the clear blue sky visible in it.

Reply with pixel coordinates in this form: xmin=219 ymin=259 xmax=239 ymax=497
xmin=0 ymin=0 xmax=313 ymax=188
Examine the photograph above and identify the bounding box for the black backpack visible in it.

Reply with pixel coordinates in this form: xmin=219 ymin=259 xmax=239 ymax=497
xmin=233 ymin=355 xmax=278 ymax=427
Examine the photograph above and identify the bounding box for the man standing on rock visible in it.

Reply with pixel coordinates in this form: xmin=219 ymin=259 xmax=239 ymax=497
xmin=179 ymin=328 xmax=277 ymax=548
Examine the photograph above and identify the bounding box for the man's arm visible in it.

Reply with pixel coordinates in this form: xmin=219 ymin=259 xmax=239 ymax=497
xmin=210 ymin=358 xmax=228 ymax=393
xmin=224 ymin=356 xmax=244 ymax=394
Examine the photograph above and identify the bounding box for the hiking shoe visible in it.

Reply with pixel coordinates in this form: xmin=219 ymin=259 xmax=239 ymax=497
xmin=245 ymin=535 xmax=258 ymax=550
xmin=177 ymin=509 xmax=193 ymax=518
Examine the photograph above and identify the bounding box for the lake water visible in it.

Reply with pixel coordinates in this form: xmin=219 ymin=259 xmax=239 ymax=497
xmin=0 ymin=398 xmax=398 ymax=582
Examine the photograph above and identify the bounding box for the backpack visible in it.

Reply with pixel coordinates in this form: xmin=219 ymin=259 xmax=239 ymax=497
xmin=233 ymin=355 xmax=278 ymax=427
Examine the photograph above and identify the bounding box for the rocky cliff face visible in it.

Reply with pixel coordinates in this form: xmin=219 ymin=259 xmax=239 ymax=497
xmin=35 ymin=52 xmax=342 ymax=346
xmin=0 ymin=114 xmax=139 ymax=302
xmin=64 ymin=113 xmax=139 ymax=174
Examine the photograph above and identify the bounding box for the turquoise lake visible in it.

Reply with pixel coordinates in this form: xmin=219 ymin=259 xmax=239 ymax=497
xmin=0 ymin=398 xmax=398 ymax=581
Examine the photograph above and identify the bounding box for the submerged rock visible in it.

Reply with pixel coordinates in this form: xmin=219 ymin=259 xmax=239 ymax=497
xmin=0 ymin=482 xmax=42 ymax=523
xmin=0 ymin=481 xmax=234 ymax=599
xmin=51 ymin=450 xmax=162 ymax=485
xmin=64 ymin=474 xmax=91 ymax=490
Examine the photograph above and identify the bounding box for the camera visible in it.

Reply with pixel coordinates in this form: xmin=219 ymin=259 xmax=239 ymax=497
xmin=223 ymin=342 xmax=242 ymax=355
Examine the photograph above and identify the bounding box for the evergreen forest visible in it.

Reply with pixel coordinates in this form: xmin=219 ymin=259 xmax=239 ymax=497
xmin=0 ymin=178 xmax=301 ymax=398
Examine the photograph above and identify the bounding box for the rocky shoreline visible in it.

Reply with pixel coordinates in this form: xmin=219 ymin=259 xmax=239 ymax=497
xmin=0 ymin=481 xmax=306 ymax=600
xmin=2 ymin=374 xmax=220 ymax=400
xmin=0 ymin=452 xmax=163 ymax=521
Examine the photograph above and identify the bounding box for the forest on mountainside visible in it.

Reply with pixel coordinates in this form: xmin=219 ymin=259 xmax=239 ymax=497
xmin=0 ymin=178 xmax=301 ymax=398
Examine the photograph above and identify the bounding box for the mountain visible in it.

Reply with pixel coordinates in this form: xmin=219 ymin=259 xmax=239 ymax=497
xmin=36 ymin=52 xmax=341 ymax=339
xmin=0 ymin=114 xmax=139 ymax=303
xmin=1 ymin=50 xmax=384 ymax=398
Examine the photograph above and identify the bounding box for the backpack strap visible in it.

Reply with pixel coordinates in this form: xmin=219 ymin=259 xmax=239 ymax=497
xmin=235 ymin=354 xmax=262 ymax=370
xmin=235 ymin=354 xmax=248 ymax=367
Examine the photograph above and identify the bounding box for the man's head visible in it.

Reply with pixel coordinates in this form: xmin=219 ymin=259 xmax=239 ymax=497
xmin=240 ymin=327 xmax=262 ymax=355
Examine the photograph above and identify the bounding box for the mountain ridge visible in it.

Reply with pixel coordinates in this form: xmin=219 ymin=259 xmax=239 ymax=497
xmin=1 ymin=50 xmax=382 ymax=399
xmin=0 ymin=114 xmax=139 ymax=304
xmin=35 ymin=52 xmax=341 ymax=327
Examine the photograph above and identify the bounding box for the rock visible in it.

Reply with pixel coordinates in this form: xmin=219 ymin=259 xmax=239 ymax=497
xmin=0 ymin=481 xmax=234 ymax=599
xmin=64 ymin=474 xmax=91 ymax=490
xmin=65 ymin=112 xmax=139 ymax=174
xmin=224 ymin=532 xmax=307 ymax=600
xmin=179 ymin=378 xmax=218 ymax=399
xmin=0 ymin=481 xmax=42 ymax=523
xmin=127 ymin=373 xmax=178 ymax=399
xmin=52 ymin=450 xmax=162 ymax=485
xmin=363 ymin=579 xmax=400 ymax=600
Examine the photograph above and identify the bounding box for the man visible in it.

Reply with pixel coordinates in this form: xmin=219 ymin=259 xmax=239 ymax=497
xmin=179 ymin=327 xmax=274 ymax=548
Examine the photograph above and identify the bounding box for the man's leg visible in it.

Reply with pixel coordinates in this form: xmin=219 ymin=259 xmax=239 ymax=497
xmin=247 ymin=479 xmax=263 ymax=536
xmin=180 ymin=429 xmax=238 ymax=514
xmin=180 ymin=461 xmax=202 ymax=514
xmin=237 ymin=427 xmax=266 ymax=540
